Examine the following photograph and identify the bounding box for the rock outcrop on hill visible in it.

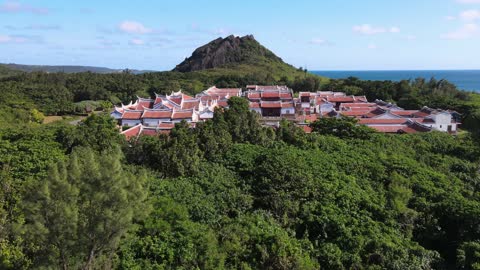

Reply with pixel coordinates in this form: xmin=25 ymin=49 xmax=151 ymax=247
xmin=173 ymin=35 xmax=286 ymax=72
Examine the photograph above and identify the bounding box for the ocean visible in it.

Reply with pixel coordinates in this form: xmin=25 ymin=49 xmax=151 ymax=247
xmin=311 ymin=70 xmax=480 ymax=92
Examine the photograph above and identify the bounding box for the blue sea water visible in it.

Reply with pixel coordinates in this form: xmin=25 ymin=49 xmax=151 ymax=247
xmin=311 ymin=70 xmax=480 ymax=92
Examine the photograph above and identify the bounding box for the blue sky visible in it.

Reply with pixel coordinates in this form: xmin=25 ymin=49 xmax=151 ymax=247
xmin=0 ymin=0 xmax=479 ymax=70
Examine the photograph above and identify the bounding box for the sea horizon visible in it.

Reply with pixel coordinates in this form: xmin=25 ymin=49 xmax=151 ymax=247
xmin=311 ymin=70 xmax=480 ymax=92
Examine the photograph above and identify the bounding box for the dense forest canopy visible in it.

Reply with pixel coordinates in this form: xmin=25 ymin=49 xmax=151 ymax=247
xmin=1 ymin=65 xmax=480 ymax=269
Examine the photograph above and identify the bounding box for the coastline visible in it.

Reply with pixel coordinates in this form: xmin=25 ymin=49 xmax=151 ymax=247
xmin=311 ymin=70 xmax=480 ymax=92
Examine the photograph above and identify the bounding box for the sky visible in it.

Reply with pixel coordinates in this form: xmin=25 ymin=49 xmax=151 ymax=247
xmin=0 ymin=0 xmax=479 ymax=71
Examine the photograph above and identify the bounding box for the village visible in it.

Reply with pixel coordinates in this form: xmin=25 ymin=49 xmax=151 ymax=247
xmin=111 ymin=85 xmax=461 ymax=139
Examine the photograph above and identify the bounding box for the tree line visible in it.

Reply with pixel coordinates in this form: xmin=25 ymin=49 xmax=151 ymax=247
xmin=1 ymin=97 xmax=480 ymax=269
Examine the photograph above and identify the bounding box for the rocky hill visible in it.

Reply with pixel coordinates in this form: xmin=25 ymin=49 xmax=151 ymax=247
xmin=174 ymin=35 xmax=292 ymax=72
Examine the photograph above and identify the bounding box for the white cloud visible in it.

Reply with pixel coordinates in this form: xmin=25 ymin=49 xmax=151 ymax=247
xmin=0 ymin=34 xmax=29 ymax=43
xmin=441 ymin=23 xmax=478 ymax=39
xmin=389 ymin=27 xmax=401 ymax=33
xmin=119 ymin=21 xmax=151 ymax=34
xmin=129 ymin=38 xmax=145 ymax=45
xmin=310 ymin=38 xmax=331 ymax=45
xmin=445 ymin=15 xmax=456 ymax=21
xmin=457 ymin=0 xmax=480 ymax=3
xmin=460 ymin=9 xmax=480 ymax=21
xmin=368 ymin=43 xmax=378 ymax=49
xmin=353 ymin=24 xmax=385 ymax=35
xmin=0 ymin=1 xmax=48 ymax=14
xmin=353 ymin=24 xmax=400 ymax=35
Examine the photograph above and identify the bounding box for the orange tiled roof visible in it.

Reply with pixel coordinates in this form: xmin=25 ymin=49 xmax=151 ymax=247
xmin=122 ymin=111 xmax=143 ymax=120
xmin=369 ymin=125 xmax=405 ymax=133
xmin=142 ymin=110 xmax=172 ymax=119
xmin=181 ymin=100 xmax=200 ymax=110
xmin=172 ymin=110 xmax=193 ymax=119
xmin=261 ymin=102 xmax=282 ymax=108
xmin=262 ymin=92 xmax=280 ymax=98
xmin=328 ymin=96 xmax=355 ymax=102
xmin=158 ymin=122 xmax=175 ymax=129
xmin=281 ymin=102 xmax=294 ymax=108
xmin=122 ymin=124 xmax=142 ymax=139
xmin=358 ymin=118 xmax=408 ymax=125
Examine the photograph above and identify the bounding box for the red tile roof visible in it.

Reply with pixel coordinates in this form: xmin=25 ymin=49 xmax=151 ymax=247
xmin=261 ymin=102 xmax=282 ymax=108
xmin=390 ymin=110 xmax=419 ymax=116
xmin=281 ymin=102 xmax=294 ymax=108
xmin=413 ymin=111 xmax=431 ymax=118
xmin=341 ymin=103 xmax=377 ymax=108
xmin=301 ymin=125 xmax=312 ymax=133
xmin=172 ymin=110 xmax=193 ymax=119
xmin=169 ymin=97 xmax=182 ymax=105
xmin=328 ymin=96 xmax=355 ymax=102
xmin=218 ymin=100 xmax=229 ymax=107
xmin=137 ymin=101 xmax=153 ymax=110
xmin=280 ymin=93 xmax=293 ymax=99
xmin=250 ymin=102 xmax=260 ymax=108
xmin=369 ymin=125 xmax=405 ymax=133
xmin=358 ymin=119 xmax=408 ymax=125
xmin=154 ymin=96 xmax=163 ymax=105
xmin=297 ymin=114 xmax=319 ymax=122
xmin=141 ymin=128 xmax=159 ymax=136
xmin=142 ymin=110 xmax=172 ymax=119
xmin=158 ymin=122 xmax=175 ymax=129
xmin=182 ymin=94 xmax=194 ymax=100
xmin=122 ymin=124 xmax=142 ymax=139
xmin=262 ymin=92 xmax=280 ymax=98
xmin=181 ymin=100 xmax=200 ymax=110
xmin=122 ymin=111 xmax=143 ymax=120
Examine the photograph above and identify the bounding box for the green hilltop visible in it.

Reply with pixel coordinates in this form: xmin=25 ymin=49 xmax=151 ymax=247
xmin=173 ymin=34 xmax=326 ymax=82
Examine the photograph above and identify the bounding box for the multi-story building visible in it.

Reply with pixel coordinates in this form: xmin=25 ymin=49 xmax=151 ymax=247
xmin=246 ymin=85 xmax=295 ymax=117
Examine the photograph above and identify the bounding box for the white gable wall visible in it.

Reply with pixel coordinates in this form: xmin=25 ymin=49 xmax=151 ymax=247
xmin=121 ymin=119 xmax=142 ymax=127
xmin=143 ymin=118 xmax=171 ymax=127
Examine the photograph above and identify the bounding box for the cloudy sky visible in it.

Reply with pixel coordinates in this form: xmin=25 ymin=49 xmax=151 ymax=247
xmin=0 ymin=0 xmax=479 ymax=70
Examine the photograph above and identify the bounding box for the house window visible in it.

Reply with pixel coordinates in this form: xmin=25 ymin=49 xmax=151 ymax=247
xmin=286 ymin=110 xmax=290 ymax=114
xmin=440 ymin=125 xmax=442 ymax=128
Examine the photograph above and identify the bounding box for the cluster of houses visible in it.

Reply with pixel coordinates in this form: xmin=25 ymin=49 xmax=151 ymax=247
xmin=113 ymin=85 xmax=461 ymax=139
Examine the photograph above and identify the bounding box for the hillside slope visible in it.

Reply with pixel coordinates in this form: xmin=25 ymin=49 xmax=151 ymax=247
xmin=0 ymin=64 xmax=24 ymax=78
xmin=0 ymin=63 xmax=153 ymax=74
xmin=173 ymin=35 xmax=324 ymax=82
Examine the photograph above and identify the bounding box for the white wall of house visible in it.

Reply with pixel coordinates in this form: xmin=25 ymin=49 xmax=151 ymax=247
xmin=143 ymin=118 xmax=170 ymax=126
xmin=281 ymin=107 xmax=295 ymax=115
xmin=430 ymin=113 xmax=453 ymax=132
xmin=172 ymin=119 xmax=192 ymax=123
xmin=199 ymin=111 xmax=214 ymax=119
xmin=110 ymin=111 xmax=122 ymax=120
xmin=121 ymin=119 xmax=141 ymax=127
xmin=319 ymin=103 xmax=334 ymax=113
